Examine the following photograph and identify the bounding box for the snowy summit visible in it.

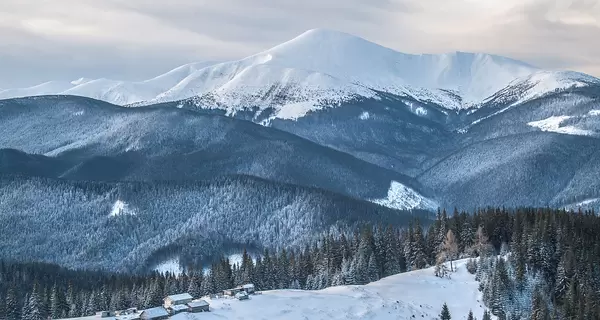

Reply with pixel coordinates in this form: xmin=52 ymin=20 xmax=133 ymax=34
xmin=0 ymin=29 xmax=598 ymax=120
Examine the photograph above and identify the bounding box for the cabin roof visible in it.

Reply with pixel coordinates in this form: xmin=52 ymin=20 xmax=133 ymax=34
xmin=169 ymin=305 xmax=188 ymax=312
xmin=165 ymin=293 xmax=193 ymax=301
xmin=141 ymin=307 xmax=168 ymax=318
xmin=187 ymin=300 xmax=209 ymax=308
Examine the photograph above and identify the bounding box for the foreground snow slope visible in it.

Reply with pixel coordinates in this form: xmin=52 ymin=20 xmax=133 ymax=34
xmin=177 ymin=259 xmax=485 ymax=320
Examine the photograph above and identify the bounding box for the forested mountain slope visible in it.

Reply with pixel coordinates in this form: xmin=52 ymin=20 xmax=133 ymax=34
xmin=0 ymin=174 xmax=421 ymax=272
xmin=0 ymin=96 xmax=433 ymax=207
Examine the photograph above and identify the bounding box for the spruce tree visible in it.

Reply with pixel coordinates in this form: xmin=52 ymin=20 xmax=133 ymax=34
xmin=439 ymin=302 xmax=451 ymax=320
xmin=23 ymin=286 xmax=43 ymax=320
xmin=5 ymin=287 xmax=20 ymax=320
xmin=467 ymin=310 xmax=474 ymax=320
xmin=50 ymin=283 xmax=68 ymax=319
xmin=0 ymin=292 xmax=6 ymax=320
xmin=382 ymin=226 xmax=400 ymax=277
xmin=482 ymin=310 xmax=492 ymax=320
xmin=412 ymin=220 xmax=427 ymax=269
xmin=367 ymin=253 xmax=379 ymax=282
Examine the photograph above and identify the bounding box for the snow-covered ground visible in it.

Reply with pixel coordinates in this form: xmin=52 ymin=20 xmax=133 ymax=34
xmin=173 ymin=259 xmax=486 ymax=320
xmin=153 ymin=258 xmax=183 ymax=276
xmin=109 ymin=200 xmax=136 ymax=217
xmin=527 ymin=115 xmax=595 ymax=136
xmin=372 ymin=181 xmax=438 ymax=211
xmin=57 ymin=260 xmax=486 ymax=320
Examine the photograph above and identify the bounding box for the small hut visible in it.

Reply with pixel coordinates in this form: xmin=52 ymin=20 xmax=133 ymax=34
xmin=139 ymin=307 xmax=169 ymax=320
xmin=187 ymin=300 xmax=210 ymax=313
xmin=168 ymin=304 xmax=189 ymax=315
xmin=164 ymin=293 xmax=193 ymax=308
xmin=242 ymin=284 xmax=255 ymax=294
xmin=96 ymin=311 xmax=116 ymax=318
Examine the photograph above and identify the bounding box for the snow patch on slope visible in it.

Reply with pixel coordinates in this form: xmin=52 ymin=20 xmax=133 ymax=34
xmin=372 ymin=181 xmax=438 ymax=211
xmin=153 ymin=258 xmax=182 ymax=276
xmin=109 ymin=200 xmax=136 ymax=217
xmin=175 ymin=259 xmax=485 ymax=320
xmin=528 ymin=116 xmax=594 ymax=136
xmin=563 ymin=198 xmax=600 ymax=212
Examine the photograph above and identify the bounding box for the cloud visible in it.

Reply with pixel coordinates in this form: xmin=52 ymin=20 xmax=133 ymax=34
xmin=0 ymin=0 xmax=598 ymax=87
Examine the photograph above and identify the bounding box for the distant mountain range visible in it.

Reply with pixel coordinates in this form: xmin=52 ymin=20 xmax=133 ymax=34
xmin=3 ymin=29 xmax=597 ymax=114
xmin=1 ymin=29 xmax=599 ymax=271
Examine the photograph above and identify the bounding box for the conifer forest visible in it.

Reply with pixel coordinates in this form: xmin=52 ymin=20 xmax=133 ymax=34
xmin=1 ymin=208 xmax=599 ymax=320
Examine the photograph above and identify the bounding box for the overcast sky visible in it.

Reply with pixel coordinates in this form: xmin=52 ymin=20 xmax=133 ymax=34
xmin=1 ymin=0 xmax=599 ymax=87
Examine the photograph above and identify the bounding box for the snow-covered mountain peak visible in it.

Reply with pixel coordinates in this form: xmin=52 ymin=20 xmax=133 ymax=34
xmin=1 ymin=29 xmax=595 ymax=120
xmin=148 ymin=29 xmax=543 ymax=115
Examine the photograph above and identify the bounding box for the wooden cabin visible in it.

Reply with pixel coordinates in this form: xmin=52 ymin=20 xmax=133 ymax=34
xmin=96 ymin=311 xmax=116 ymax=318
xmin=139 ymin=307 xmax=169 ymax=320
xmin=223 ymin=287 xmax=244 ymax=296
xmin=168 ymin=304 xmax=188 ymax=315
xmin=164 ymin=293 xmax=193 ymax=308
xmin=187 ymin=300 xmax=210 ymax=313
xmin=241 ymin=284 xmax=255 ymax=294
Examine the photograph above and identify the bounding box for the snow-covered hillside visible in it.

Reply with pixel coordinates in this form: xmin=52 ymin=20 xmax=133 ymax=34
xmin=483 ymin=70 xmax=600 ymax=107
xmin=174 ymin=259 xmax=485 ymax=320
xmin=0 ymin=62 xmax=217 ymax=105
xmin=1 ymin=28 xmax=572 ymax=117
xmin=372 ymin=181 xmax=438 ymax=211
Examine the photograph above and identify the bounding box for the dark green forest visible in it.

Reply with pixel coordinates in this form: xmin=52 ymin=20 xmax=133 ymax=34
xmin=1 ymin=207 xmax=599 ymax=320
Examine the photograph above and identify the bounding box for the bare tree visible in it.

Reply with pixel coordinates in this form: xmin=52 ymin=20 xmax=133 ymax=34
xmin=443 ymin=230 xmax=459 ymax=272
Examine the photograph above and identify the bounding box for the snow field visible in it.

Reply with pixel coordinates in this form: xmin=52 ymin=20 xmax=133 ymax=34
xmin=174 ymin=259 xmax=486 ymax=320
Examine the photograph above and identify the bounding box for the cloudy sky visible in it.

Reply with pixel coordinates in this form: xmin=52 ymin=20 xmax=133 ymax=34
xmin=0 ymin=0 xmax=598 ymax=87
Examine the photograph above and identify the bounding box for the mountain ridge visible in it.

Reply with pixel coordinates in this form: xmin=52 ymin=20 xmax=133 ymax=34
xmin=4 ymin=28 xmax=595 ymax=116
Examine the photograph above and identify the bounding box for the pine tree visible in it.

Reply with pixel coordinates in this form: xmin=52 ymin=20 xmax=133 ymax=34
xmin=439 ymin=302 xmax=451 ymax=320
xmin=554 ymin=252 xmax=571 ymax=303
xmin=23 ymin=286 xmax=43 ymax=320
xmin=50 ymin=284 xmax=62 ymax=319
xmin=66 ymin=283 xmax=76 ymax=318
xmin=187 ymin=275 xmax=202 ymax=298
xmin=0 ymin=292 xmax=6 ymax=320
xmin=412 ymin=220 xmax=428 ymax=269
xmin=482 ymin=310 xmax=492 ymax=320
xmin=435 ymin=210 xmax=449 ymax=257
xmin=382 ymin=226 xmax=400 ymax=277
xmin=5 ymin=287 xmax=20 ymax=320
xmin=467 ymin=310 xmax=474 ymax=320
xmin=367 ymin=253 xmax=379 ymax=282
xmin=460 ymin=219 xmax=474 ymax=253
xmin=475 ymin=226 xmax=492 ymax=257
xmin=403 ymin=222 xmax=414 ymax=270
xmin=530 ymin=289 xmax=549 ymax=320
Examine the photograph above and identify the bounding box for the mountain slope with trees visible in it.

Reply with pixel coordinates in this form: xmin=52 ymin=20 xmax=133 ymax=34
xmin=0 ymin=174 xmax=422 ymax=273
